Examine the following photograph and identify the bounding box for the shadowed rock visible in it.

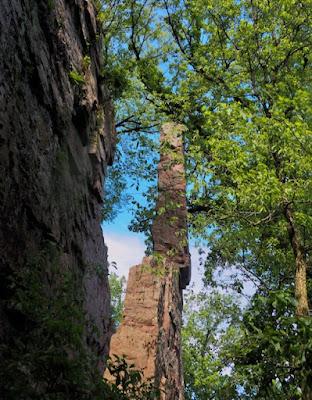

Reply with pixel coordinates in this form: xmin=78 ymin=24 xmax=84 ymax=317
xmin=0 ymin=1 xmax=115 ymax=390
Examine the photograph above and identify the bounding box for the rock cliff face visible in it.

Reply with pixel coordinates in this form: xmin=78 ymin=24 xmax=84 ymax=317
xmin=0 ymin=0 xmax=114 ymax=395
xmin=107 ymin=123 xmax=191 ymax=399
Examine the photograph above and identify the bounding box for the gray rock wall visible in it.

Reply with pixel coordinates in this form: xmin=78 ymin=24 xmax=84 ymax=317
xmin=0 ymin=0 xmax=114 ymax=395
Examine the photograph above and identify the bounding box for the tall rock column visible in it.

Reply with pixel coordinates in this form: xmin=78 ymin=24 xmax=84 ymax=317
xmin=107 ymin=122 xmax=191 ymax=399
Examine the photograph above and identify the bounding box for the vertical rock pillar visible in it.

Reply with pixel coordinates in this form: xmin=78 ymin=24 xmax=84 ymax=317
xmin=107 ymin=122 xmax=191 ymax=399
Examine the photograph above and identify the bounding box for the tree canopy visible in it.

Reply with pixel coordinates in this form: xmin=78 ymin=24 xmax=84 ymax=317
xmin=99 ymin=0 xmax=312 ymax=398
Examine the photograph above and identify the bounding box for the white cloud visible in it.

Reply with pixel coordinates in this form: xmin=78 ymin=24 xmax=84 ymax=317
xmin=104 ymin=231 xmax=205 ymax=291
xmin=104 ymin=232 xmax=146 ymax=278
xmin=104 ymin=232 xmax=255 ymax=308
xmin=189 ymin=246 xmax=206 ymax=291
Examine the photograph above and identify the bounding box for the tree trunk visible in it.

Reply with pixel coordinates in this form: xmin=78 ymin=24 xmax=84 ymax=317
xmin=284 ymin=205 xmax=309 ymax=316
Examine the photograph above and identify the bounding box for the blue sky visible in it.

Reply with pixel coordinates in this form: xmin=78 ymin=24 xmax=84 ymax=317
xmin=103 ymin=213 xmax=255 ymax=303
xmin=101 ymin=175 xmax=256 ymax=298
xmin=102 ymin=204 xmax=206 ymax=291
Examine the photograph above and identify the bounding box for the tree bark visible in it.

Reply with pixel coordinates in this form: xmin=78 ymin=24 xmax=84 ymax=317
xmin=284 ymin=205 xmax=309 ymax=316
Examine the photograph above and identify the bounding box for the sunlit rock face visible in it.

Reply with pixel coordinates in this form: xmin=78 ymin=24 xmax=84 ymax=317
xmin=0 ymin=0 xmax=115 ymax=379
xmin=106 ymin=122 xmax=191 ymax=400
xmin=152 ymin=122 xmax=191 ymax=289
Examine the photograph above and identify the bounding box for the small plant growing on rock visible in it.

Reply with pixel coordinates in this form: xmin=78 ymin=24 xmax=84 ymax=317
xmin=47 ymin=0 xmax=55 ymax=12
xmin=69 ymin=69 xmax=85 ymax=85
xmin=82 ymin=55 xmax=91 ymax=72
xmin=103 ymin=355 xmax=160 ymax=399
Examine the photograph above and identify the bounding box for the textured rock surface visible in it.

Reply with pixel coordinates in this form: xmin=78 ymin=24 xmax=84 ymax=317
xmin=152 ymin=122 xmax=191 ymax=289
xmin=108 ymin=258 xmax=163 ymax=377
xmin=0 ymin=0 xmax=114 ymax=379
xmin=107 ymin=123 xmax=190 ymax=399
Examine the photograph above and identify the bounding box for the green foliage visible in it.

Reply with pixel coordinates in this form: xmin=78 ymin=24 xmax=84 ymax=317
xmin=0 ymin=242 xmax=105 ymax=399
xmin=182 ymin=288 xmax=242 ymax=400
xmin=69 ymin=69 xmax=85 ymax=85
xmin=0 ymin=242 xmax=158 ymax=399
xmin=82 ymin=55 xmax=91 ymax=71
xmin=86 ymin=262 xmax=107 ymax=280
xmin=183 ymin=287 xmax=312 ymax=399
xmin=97 ymin=1 xmax=164 ymax=224
xmin=229 ymin=290 xmax=312 ymax=399
xmin=101 ymin=64 xmax=131 ymax=100
xmin=97 ymin=0 xmax=312 ymax=397
xmin=103 ymin=355 xmax=160 ymax=399
xmin=47 ymin=0 xmax=55 ymax=12
xmin=141 ymin=252 xmax=169 ymax=277
xmin=109 ymin=272 xmax=126 ymax=328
